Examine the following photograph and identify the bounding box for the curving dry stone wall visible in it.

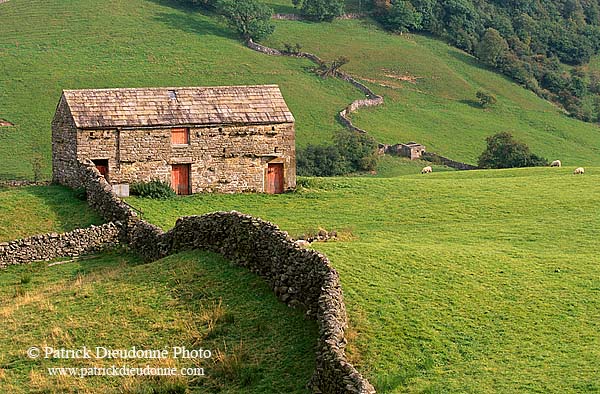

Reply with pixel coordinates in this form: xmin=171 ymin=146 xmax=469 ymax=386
xmin=129 ymin=212 xmax=376 ymax=394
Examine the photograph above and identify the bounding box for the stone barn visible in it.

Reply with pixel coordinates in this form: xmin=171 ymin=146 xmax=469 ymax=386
xmin=398 ymin=142 xmax=425 ymax=160
xmin=52 ymin=85 xmax=296 ymax=195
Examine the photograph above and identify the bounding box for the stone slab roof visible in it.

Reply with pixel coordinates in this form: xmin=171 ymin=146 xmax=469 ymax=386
xmin=61 ymin=85 xmax=294 ymax=129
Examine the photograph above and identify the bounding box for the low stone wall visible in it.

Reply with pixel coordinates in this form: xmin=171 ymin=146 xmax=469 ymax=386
xmin=272 ymin=13 xmax=366 ymax=20
xmin=129 ymin=212 xmax=375 ymax=394
xmin=73 ymin=159 xmax=139 ymax=226
xmin=245 ymin=39 xmax=384 ymax=139
xmin=0 ymin=180 xmax=50 ymax=187
xmin=32 ymin=160 xmax=375 ymax=392
xmin=0 ymin=223 xmax=122 ymax=268
xmin=422 ymin=152 xmax=479 ymax=170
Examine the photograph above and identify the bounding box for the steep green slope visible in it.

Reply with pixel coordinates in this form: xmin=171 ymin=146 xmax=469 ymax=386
xmin=129 ymin=168 xmax=600 ymax=393
xmin=0 ymin=250 xmax=316 ymax=393
xmin=265 ymin=19 xmax=600 ymax=165
xmin=0 ymin=0 xmax=358 ymax=180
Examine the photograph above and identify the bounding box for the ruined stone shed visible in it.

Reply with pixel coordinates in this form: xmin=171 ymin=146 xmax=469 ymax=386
xmin=52 ymin=85 xmax=296 ymax=195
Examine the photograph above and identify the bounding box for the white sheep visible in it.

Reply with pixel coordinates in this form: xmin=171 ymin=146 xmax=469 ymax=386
xmin=550 ymin=160 xmax=561 ymax=167
xmin=573 ymin=167 xmax=585 ymax=175
xmin=421 ymin=166 xmax=432 ymax=174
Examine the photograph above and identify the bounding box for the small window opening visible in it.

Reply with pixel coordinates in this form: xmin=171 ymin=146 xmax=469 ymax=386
xmin=218 ymin=127 xmax=223 ymax=132
xmin=274 ymin=147 xmax=278 ymax=153
xmin=171 ymin=128 xmax=189 ymax=145
xmin=271 ymin=126 xmax=276 ymax=131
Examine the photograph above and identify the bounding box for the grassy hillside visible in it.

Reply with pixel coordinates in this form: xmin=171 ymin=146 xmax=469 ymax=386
xmin=128 ymin=168 xmax=600 ymax=393
xmin=0 ymin=249 xmax=316 ymax=393
xmin=264 ymin=18 xmax=600 ymax=165
xmin=0 ymin=185 xmax=102 ymax=242
xmin=0 ymin=0 xmax=358 ymax=180
xmin=2 ymin=0 xmax=599 ymax=181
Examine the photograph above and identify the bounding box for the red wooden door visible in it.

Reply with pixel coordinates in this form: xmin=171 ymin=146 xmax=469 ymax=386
xmin=266 ymin=163 xmax=284 ymax=194
xmin=171 ymin=164 xmax=190 ymax=195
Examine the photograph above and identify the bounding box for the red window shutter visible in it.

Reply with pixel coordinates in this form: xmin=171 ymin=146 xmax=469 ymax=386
xmin=171 ymin=128 xmax=189 ymax=144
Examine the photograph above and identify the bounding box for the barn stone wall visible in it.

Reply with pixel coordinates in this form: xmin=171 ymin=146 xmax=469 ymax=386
xmin=53 ymin=118 xmax=296 ymax=193
xmin=52 ymin=97 xmax=81 ymax=188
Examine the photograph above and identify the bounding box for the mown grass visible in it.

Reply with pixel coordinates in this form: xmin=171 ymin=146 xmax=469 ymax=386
xmin=0 ymin=185 xmax=102 ymax=242
xmin=264 ymin=19 xmax=600 ymax=165
xmin=0 ymin=0 xmax=358 ymax=180
xmin=128 ymin=169 xmax=600 ymax=393
xmin=0 ymin=249 xmax=316 ymax=393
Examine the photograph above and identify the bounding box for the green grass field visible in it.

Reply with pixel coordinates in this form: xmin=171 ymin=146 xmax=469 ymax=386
xmin=0 ymin=185 xmax=102 ymax=242
xmin=127 ymin=169 xmax=600 ymax=393
xmin=0 ymin=249 xmax=316 ymax=393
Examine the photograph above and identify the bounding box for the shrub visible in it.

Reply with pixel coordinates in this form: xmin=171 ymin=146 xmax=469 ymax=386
xmin=130 ymin=180 xmax=176 ymax=199
xmin=476 ymin=90 xmax=497 ymax=108
xmin=297 ymin=144 xmax=350 ymax=176
xmin=293 ymin=0 xmax=344 ymax=21
xmin=297 ymin=130 xmax=379 ymax=176
xmin=477 ymin=132 xmax=548 ymax=169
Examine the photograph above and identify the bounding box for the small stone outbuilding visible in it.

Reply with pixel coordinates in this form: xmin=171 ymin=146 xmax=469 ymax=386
xmin=52 ymin=85 xmax=296 ymax=195
xmin=398 ymin=142 xmax=426 ymax=160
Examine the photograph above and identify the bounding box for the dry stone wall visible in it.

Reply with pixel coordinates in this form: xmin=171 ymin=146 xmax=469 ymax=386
xmin=422 ymin=152 xmax=479 ymax=170
xmin=246 ymin=39 xmax=480 ymax=170
xmin=0 ymin=223 xmax=121 ymax=268
xmin=129 ymin=212 xmax=376 ymax=394
xmin=2 ymin=159 xmax=375 ymax=393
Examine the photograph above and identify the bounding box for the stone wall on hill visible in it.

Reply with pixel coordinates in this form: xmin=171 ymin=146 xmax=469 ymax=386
xmin=129 ymin=212 xmax=376 ymax=394
xmin=0 ymin=223 xmax=122 ymax=268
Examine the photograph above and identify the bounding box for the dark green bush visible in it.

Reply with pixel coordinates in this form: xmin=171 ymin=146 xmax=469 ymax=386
xmin=476 ymin=90 xmax=497 ymax=108
xmin=477 ymin=132 xmax=548 ymax=169
xmin=130 ymin=180 xmax=176 ymax=199
xmin=297 ymin=130 xmax=378 ymax=176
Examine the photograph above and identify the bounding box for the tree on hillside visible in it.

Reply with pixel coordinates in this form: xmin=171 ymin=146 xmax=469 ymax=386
xmin=477 ymin=132 xmax=548 ymax=169
xmin=218 ymin=0 xmax=274 ymax=41
xmin=292 ymin=0 xmax=345 ymax=21
xmin=476 ymin=28 xmax=509 ymax=67
xmin=380 ymin=0 xmax=423 ymax=33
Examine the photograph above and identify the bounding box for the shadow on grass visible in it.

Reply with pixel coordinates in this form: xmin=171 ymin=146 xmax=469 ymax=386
xmin=144 ymin=0 xmax=236 ymax=40
xmin=152 ymin=11 xmax=236 ymax=40
xmin=459 ymin=99 xmax=483 ymax=109
xmin=21 ymin=185 xmax=103 ymax=231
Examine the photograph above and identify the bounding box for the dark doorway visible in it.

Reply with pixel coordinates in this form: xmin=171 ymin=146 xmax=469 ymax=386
xmin=92 ymin=159 xmax=109 ymax=180
xmin=171 ymin=164 xmax=191 ymax=195
xmin=266 ymin=163 xmax=284 ymax=194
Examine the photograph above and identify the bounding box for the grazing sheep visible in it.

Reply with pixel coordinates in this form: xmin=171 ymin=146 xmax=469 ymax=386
xmin=574 ymin=167 xmax=585 ymax=175
xmin=421 ymin=166 xmax=433 ymax=174
xmin=550 ymin=160 xmax=561 ymax=167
